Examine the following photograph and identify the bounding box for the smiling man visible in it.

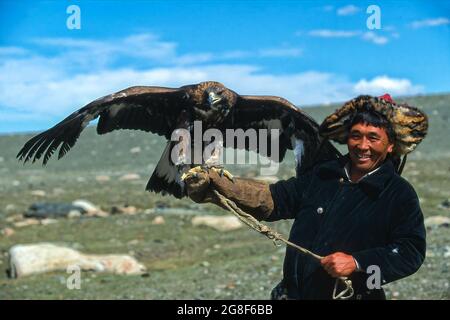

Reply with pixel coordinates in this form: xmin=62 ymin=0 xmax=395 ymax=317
xmin=185 ymin=94 xmax=428 ymax=300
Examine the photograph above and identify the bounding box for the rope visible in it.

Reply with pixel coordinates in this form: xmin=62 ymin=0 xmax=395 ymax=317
xmin=212 ymin=189 xmax=354 ymax=300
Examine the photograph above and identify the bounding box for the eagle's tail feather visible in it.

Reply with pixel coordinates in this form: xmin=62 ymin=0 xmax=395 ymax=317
xmin=146 ymin=141 xmax=188 ymax=199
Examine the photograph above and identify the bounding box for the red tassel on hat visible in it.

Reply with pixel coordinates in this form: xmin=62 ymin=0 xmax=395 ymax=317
xmin=379 ymin=93 xmax=394 ymax=103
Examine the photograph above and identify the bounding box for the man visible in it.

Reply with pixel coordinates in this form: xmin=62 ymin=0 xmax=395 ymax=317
xmin=185 ymin=95 xmax=427 ymax=300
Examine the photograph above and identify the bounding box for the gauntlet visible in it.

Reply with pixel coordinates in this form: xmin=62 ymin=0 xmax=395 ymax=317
xmin=184 ymin=168 xmax=274 ymax=221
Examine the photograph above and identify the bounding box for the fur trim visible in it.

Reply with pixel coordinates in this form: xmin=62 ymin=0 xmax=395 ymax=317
xmin=319 ymin=95 xmax=428 ymax=155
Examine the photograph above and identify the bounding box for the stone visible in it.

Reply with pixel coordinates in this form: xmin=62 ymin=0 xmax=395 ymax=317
xmin=95 ymin=175 xmax=110 ymax=182
xmin=25 ymin=202 xmax=87 ymax=219
xmin=40 ymin=218 xmax=58 ymax=226
xmin=68 ymin=210 xmax=82 ymax=219
xmin=130 ymin=147 xmax=141 ymax=154
xmin=72 ymin=200 xmax=108 ymax=217
xmin=425 ymin=215 xmax=450 ymax=229
xmin=6 ymin=214 xmax=23 ymax=223
xmin=8 ymin=243 xmax=147 ymax=278
xmin=13 ymin=219 xmax=40 ymax=228
xmin=119 ymin=173 xmax=141 ymax=181
xmin=30 ymin=190 xmax=46 ymax=197
xmin=191 ymin=215 xmax=243 ymax=232
xmin=151 ymin=216 xmax=165 ymax=225
xmin=439 ymin=199 xmax=450 ymax=209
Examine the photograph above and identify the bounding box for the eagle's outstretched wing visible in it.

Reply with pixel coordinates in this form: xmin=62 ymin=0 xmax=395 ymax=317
xmin=17 ymin=86 xmax=189 ymax=165
xmin=226 ymin=95 xmax=340 ymax=174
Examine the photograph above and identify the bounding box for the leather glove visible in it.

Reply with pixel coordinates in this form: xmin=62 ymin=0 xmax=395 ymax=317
xmin=185 ymin=169 xmax=274 ymax=221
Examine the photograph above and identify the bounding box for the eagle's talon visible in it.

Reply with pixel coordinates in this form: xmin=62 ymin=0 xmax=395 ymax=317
xmin=210 ymin=167 xmax=234 ymax=182
xmin=180 ymin=165 xmax=208 ymax=182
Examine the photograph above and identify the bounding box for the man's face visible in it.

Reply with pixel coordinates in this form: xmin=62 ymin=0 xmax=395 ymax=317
xmin=347 ymin=123 xmax=394 ymax=174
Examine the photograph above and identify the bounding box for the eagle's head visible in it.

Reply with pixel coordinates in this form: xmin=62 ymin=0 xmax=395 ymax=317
xmin=192 ymin=82 xmax=238 ymax=124
xmin=203 ymin=83 xmax=237 ymax=110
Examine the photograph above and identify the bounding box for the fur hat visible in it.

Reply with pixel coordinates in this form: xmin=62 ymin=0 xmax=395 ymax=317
xmin=319 ymin=94 xmax=428 ymax=156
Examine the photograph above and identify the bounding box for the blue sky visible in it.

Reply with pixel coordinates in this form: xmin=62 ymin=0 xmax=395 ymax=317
xmin=0 ymin=0 xmax=449 ymax=133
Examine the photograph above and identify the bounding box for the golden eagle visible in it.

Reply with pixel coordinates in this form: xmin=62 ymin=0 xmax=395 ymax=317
xmin=17 ymin=81 xmax=340 ymax=198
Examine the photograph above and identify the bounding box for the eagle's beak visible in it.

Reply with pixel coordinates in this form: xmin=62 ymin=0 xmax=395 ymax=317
xmin=208 ymin=92 xmax=222 ymax=105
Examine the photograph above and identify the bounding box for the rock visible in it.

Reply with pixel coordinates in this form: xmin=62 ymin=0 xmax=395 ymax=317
xmin=72 ymin=200 xmax=108 ymax=217
xmin=13 ymin=219 xmax=40 ymax=228
xmin=119 ymin=173 xmax=141 ymax=181
xmin=425 ymin=215 xmax=450 ymax=229
xmin=151 ymin=216 xmax=165 ymax=225
xmin=191 ymin=215 xmax=243 ymax=232
xmin=25 ymin=202 xmax=87 ymax=219
xmin=439 ymin=199 xmax=450 ymax=209
xmin=8 ymin=243 xmax=147 ymax=278
xmin=130 ymin=147 xmax=141 ymax=154
xmin=6 ymin=214 xmax=23 ymax=223
xmin=201 ymin=261 xmax=210 ymax=267
xmin=31 ymin=190 xmax=46 ymax=197
xmin=68 ymin=210 xmax=82 ymax=219
xmin=72 ymin=199 xmax=97 ymax=212
xmin=111 ymin=205 xmax=137 ymax=215
xmin=95 ymin=175 xmax=110 ymax=182
xmin=40 ymin=218 xmax=58 ymax=226
xmin=1 ymin=228 xmax=15 ymax=237
xmin=12 ymin=180 xmax=20 ymax=186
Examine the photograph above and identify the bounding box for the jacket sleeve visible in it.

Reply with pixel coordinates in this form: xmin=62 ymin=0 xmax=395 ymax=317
xmin=352 ymin=194 xmax=426 ymax=285
xmin=266 ymin=170 xmax=314 ymax=222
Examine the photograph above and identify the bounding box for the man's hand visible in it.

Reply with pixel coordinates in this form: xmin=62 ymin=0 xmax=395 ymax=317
xmin=320 ymin=252 xmax=356 ymax=277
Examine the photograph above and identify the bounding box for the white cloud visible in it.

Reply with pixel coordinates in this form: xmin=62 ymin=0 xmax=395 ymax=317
xmin=31 ymin=34 xmax=303 ymax=68
xmin=258 ymin=48 xmax=302 ymax=57
xmin=362 ymin=32 xmax=389 ymax=45
xmin=0 ymin=35 xmax=423 ymax=128
xmin=0 ymin=46 xmax=28 ymax=56
xmin=174 ymin=53 xmax=214 ymax=65
xmin=0 ymin=58 xmax=353 ymax=118
xmin=33 ymin=33 xmax=178 ymax=67
xmin=337 ymin=5 xmax=360 ymax=16
xmin=308 ymin=29 xmax=360 ymax=38
xmin=410 ymin=17 xmax=450 ymax=29
xmin=354 ymin=76 xmax=424 ymax=96
xmin=308 ymin=30 xmax=390 ymax=44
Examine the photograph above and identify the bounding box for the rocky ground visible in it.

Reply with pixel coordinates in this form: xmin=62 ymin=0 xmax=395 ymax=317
xmin=0 ymin=96 xmax=449 ymax=299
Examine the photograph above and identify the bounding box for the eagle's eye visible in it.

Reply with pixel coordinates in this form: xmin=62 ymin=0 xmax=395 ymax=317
xmin=208 ymin=91 xmax=223 ymax=105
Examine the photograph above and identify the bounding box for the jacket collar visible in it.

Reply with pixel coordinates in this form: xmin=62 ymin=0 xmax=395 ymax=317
xmin=316 ymin=154 xmax=396 ymax=197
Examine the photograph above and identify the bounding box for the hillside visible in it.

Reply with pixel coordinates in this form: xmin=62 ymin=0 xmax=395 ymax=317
xmin=0 ymin=93 xmax=449 ymax=299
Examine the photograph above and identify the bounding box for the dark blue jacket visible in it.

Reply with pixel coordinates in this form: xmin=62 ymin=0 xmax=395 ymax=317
xmin=268 ymin=155 xmax=426 ymax=300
